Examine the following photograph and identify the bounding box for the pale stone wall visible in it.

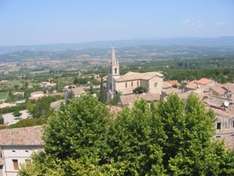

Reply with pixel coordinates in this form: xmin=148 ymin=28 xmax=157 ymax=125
xmin=0 ymin=146 xmax=42 ymax=176
xmin=115 ymin=76 xmax=163 ymax=95
xmin=148 ymin=76 xmax=163 ymax=94
xmin=140 ymin=80 xmax=149 ymax=89
xmin=115 ymin=80 xmax=138 ymax=95
xmin=216 ymin=116 xmax=234 ymax=131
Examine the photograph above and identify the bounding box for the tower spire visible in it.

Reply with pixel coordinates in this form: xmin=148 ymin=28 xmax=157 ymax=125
xmin=112 ymin=48 xmax=117 ymax=65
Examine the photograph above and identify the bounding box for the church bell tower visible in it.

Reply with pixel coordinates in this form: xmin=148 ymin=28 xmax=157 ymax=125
xmin=107 ymin=48 xmax=120 ymax=99
xmin=110 ymin=48 xmax=119 ymax=77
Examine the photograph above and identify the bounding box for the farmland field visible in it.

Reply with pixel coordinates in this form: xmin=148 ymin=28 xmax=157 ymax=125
xmin=0 ymin=91 xmax=8 ymax=100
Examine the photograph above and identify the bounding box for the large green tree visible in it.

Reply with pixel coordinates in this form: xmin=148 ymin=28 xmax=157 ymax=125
xmin=158 ymin=94 xmax=234 ymax=175
xmin=19 ymin=94 xmax=234 ymax=176
xmin=43 ymin=95 xmax=110 ymax=160
xmin=107 ymin=100 xmax=166 ymax=175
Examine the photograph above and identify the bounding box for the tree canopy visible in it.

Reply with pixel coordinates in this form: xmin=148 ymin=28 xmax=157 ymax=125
xmin=19 ymin=94 xmax=234 ymax=176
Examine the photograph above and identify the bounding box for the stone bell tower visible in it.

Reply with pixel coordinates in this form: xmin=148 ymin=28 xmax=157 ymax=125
xmin=107 ymin=48 xmax=120 ymax=99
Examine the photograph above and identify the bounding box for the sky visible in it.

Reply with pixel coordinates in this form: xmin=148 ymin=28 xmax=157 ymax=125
xmin=0 ymin=0 xmax=234 ymax=46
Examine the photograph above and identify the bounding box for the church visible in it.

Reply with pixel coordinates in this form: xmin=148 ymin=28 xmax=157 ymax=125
xmin=107 ymin=48 xmax=164 ymax=106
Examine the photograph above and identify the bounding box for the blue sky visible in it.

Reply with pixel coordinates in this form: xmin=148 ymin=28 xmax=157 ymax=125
xmin=0 ymin=0 xmax=233 ymax=46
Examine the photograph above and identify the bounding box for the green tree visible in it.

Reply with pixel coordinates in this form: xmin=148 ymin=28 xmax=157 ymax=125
xmin=27 ymin=96 xmax=57 ymax=118
xmin=133 ymin=86 xmax=148 ymax=94
xmin=73 ymin=77 xmax=88 ymax=85
xmin=158 ymin=94 xmax=234 ymax=175
xmin=111 ymin=92 xmax=121 ymax=105
xmin=98 ymin=76 xmax=106 ymax=103
xmin=44 ymin=95 xmax=109 ymax=160
xmin=13 ymin=109 xmax=22 ymax=117
xmin=73 ymin=77 xmax=79 ymax=85
xmin=0 ymin=114 xmax=3 ymax=124
xmin=20 ymin=94 xmax=234 ymax=176
xmin=107 ymin=100 xmax=166 ymax=175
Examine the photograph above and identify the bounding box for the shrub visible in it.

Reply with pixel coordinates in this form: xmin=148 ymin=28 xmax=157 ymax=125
xmin=133 ymin=86 xmax=148 ymax=94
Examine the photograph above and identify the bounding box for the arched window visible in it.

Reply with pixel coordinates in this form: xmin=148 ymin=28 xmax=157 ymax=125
xmin=114 ymin=68 xmax=117 ymax=74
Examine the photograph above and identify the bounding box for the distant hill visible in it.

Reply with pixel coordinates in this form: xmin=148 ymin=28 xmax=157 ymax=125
xmin=0 ymin=37 xmax=234 ymax=62
xmin=1 ymin=36 xmax=234 ymax=53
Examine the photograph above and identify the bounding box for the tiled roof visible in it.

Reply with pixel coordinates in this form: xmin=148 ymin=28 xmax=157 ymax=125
xmin=196 ymin=78 xmax=213 ymax=85
xmin=186 ymin=78 xmax=215 ymax=90
xmin=167 ymin=80 xmax=179 ymax=87
xmin=116 ymin=72 xmax=163 ymax=82
xmin=0 ymin=126 xmax=43 ymax=146
xmin=162 ymin=87 xmax=182 ymax=95
xmin=212 ymin=108 xmax=233 ymax=118
xmin=210 ymin=85 xmax=226 ymax=95
xmin=186 ymin=81 xmax=199 ymax=90
xmin=223 ymin=83 xmax=234 ymax=93
xmin=120 ymin=93 xmax=160 ymax=106
xmin=162 ymin=81 xmax=173 ymax=89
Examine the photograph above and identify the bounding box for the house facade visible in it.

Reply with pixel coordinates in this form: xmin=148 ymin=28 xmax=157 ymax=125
xmin=0 ymin=126 xmax=43 ymax=176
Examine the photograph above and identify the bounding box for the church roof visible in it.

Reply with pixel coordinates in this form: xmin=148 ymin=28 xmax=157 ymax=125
xmin=115 ymin=71 xmax=163 ymax=82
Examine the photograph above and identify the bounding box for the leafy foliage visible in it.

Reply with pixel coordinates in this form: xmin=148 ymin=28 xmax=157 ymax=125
xmin=0 ymin=114 xmax=3 ymax=124
xmin=133 ymin=86 xmax=148 ymax=94
xmin=43 ymin=95 xmax=109 ymax=160
xmin=13 ymin=109 xmax=22 ymax=117
xmin=27 ymin=96 xmax=60 ymax=118
xmin=0 ymin=103 xmax=26 ymax=114
xmin=19 ymin=94 xmax=234 ymax=176
xmin=9 ymin=118 xmax=46 ymax=128
xmin=107 ymin=100 xmax=166 ymax=175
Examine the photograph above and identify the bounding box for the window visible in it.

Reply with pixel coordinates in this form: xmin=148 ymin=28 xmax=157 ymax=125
xmin=114 ymin=68 xmax=117 ymax=74
xmin=233 ymin=121 xmax=234 ymax=128
xmin=137 ymin=81 xmax=139 ymax=86
xmin=125 ymin=82 xmax=127 ymax=88
xmin=12 ymin=150 xmax=15 ymax=152
xmin=131 ymin=81 xmax=133 ymax=87
xmin=217 ymin=122 xmax=221 ymax=130
xmin=12 ymin=159 xmax=19 ymax=170
xmin=25 ymin=150 xmax=29 ymax=153
xmin=154 ymin=83 xmax=158 ymax=87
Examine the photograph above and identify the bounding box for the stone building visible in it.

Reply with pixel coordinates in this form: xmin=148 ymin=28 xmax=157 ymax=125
xmin=107 ymin=49 xmax=163 ymax=105
xmin=0 ymin=126 xmax=43 ymax=176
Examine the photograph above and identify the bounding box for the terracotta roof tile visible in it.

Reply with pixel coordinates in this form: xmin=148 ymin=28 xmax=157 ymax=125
xmin=0 ymin=126 xmax=43 ymax=146
xmin=120 ymin=93 xmax=160 ymax=106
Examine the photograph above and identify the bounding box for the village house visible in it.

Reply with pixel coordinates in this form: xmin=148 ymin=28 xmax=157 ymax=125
xmin=64 ymin=85 xmax=87 ymax=102
xmin=0 ymin=103 xmax=16 ymax=109
xmin=29 ymin=91 xmax=46 ymax=101
xmin=186 ymin=78 xmax=216 ymax=91
xmin=0 ymin=126 xmax=43 ymax=176
xmin=2 ymin=110 xmax=31 ymax=126
xmin=40 ymin=80 xmax=57 ymax=94
xmin=183 ymin=79 xmax=234 ymax=150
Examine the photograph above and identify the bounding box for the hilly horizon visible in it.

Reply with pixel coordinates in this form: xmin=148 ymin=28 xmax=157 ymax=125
xmin=1 ymin=36 xmax=234 ymax=53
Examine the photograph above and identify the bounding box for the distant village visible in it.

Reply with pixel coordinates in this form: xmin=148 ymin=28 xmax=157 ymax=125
xmin=0 ymin=49 xmax=234 ymax=176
